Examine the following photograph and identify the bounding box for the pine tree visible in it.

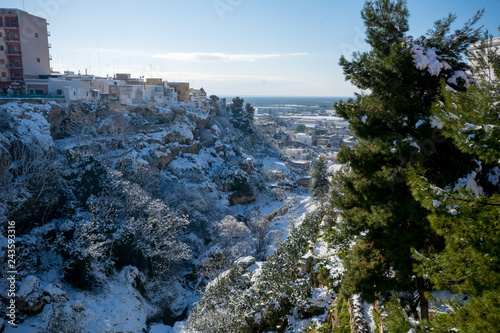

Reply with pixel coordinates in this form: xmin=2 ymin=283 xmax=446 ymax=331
xmin=229 ymin=96 xmax=245 ymax=129
xmin=331 ymin=0 xmax=482 ymax=322
xmin=311 ymin=154 xmax=331 ymax=202
xmin=245 ymin=102 xmax=255 ymax=125
xmin=229 ymin=97 xmax=255 ymax=133
xmin=408 ymin=33 xmax=500 ymax=331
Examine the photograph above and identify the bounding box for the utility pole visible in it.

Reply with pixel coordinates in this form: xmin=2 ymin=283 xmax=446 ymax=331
xmin=97 ymin=46 xmax=101 ymax=77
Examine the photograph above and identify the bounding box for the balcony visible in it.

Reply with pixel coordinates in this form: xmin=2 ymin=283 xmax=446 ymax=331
xmin=48 ymin=43 xmax=52 ymax=48
xmin=7 ymin=63 xmax=23 ymax=69
xmin=47 ymin=31 xmax=51 ymax=36
xmin=4 ymin=36 xmax=20 ymax=42
xmin=8 ymin=78 xmax=25 ymax=84
xmin=5 ymin=50 xmax=22 ymax=55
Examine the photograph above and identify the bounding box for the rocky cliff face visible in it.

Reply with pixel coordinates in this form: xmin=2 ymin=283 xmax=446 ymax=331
xmin=47 ymin=102 xmax=211 ymax=167
xmin=0 ymin=100 xmax=289 ymax=332
xmin=1 ymin=100 xmax=270 ymax=226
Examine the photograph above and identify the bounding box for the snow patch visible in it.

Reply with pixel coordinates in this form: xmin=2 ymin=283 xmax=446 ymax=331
xmin=430 ymin=116 xmax=443 ymax=129
xmin=415 ymin=119 xmax=425 ymax=128
xmin=456 ymin=171 xmax=483 ymax=196
xmin=487 ymin=166 xmax=500 ymax=186
xmin=149 ymin=321 xmax=186 ymax=333
xmin=447 ymin=70 xmax=471 ymax=87
xmin=409 ymin=43 xmax=449 ymax=76
xmin=307 ymin=287 xmax=336 ymax=308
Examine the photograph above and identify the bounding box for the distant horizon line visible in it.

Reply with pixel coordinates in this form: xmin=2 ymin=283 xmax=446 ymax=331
xmin=219 ymin=95 xmax=354 ymax=98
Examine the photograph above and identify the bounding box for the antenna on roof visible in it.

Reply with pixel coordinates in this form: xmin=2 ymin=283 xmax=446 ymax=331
xmin=22 ymin=0 xmax=25 ymax=11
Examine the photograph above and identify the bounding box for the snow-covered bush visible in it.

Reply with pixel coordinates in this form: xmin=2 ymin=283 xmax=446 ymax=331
xmin=2 ymin=140 xmax=65 ymax=231
xmin=248 ymin=215 xmax=271 ymax=258
xmin=64 ymin=151 xmax=109 ymax=206
xmin=187 ymin=208 xmax=326 ymax=332
xmin=130 ymin=200 xmax=191 ymax=278
xmin=198 ymin=215 xmax=252 ymax=280
xmin=212 ymin=160 xmax=251 ymax=193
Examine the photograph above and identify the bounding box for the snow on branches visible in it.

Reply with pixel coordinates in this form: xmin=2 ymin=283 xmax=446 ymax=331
xmin=405 ymin=37 xmax=472 ymax=88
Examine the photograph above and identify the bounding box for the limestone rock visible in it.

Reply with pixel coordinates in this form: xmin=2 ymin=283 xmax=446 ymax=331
xmin=234 ymin=256 xmax=256 ymax=270
xmin=42 ymin=283 xmax=67 ymax=303
xmin=229 ymin=193 xmax=256 ymax=205
xmin=16 ymin=275 xmax=44 ymax=314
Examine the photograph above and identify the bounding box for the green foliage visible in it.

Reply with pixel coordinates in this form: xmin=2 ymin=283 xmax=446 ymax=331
xmin=187 ymin=207 xmax=326 ymax=332
xmin=229 ymin=97 xmax=255 ymax=133
xmin=245 ymin=102 xmax=255 ymax=124
xmin=409 ymin=168 xmax=500 ymax=296
xmin=296 ymin=123 xmax=307 ymax=133
xmin=429 ymin=291 xmax=500 ymax=333
xmin=311 ymin=155 xmax=331 ymax=202
xmin=406 ymin=33 xmax=500 ymax=330
xmin=315 ymin=264 xmax=332 ymax=288
xmin=432 ymin=34 xmax=500 ymax=164
xmin=333 ymin=295 xmax=351 ymax=333
xmin=382 ymin=295 xmax=422 ymax=333
xmin=331 ymin=0 xmax=483 ymax=315
xmin=318 ymin=321 xmax=333 ymax=332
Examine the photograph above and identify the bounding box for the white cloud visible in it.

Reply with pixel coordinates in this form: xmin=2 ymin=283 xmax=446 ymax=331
xmin=154 ymin=71 xmax=310 ymax=83
xmin=152 ymin=52 xmax=308 ymax=62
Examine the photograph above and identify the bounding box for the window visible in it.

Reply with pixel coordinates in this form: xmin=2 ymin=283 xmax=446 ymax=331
xmin=0 ymin=59 xmax=4 ymax=64
xmin=37 ymin=58 xmax=40 ymax=63
xmin=0 ymin=32 xmax=2 ymax=37
xmin=1 ymin=72 xmax=6 ymax=77
xmin=35 ymin=33 xmax=38 ymax=38
xmin=0 ymin=46 xmax=3 ymax=51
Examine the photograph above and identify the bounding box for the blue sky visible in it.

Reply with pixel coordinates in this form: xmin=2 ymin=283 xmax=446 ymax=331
xmin=4 ymin=0 xmax=500 ymax=96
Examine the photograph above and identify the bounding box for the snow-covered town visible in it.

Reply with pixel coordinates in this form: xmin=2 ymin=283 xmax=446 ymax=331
xmin=0 ymin=8 xmax=212 ymax=108
xmin=1 ymin=2 xmax=500 ymax=333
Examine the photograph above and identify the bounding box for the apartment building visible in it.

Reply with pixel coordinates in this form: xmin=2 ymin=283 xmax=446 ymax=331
xmin=468 ymin=36 xmax=500 ymax=81
xmin=0 ymin=9 xmax=205 ymax=106
xmin=0 ymin=8 xmax=51 ymax=93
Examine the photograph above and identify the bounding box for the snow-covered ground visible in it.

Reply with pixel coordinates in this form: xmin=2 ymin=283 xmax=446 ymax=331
xmin=4 ymin=268 xmax=154 ymax=333
xmin=1 ymin=100 xmax=348 ymax=332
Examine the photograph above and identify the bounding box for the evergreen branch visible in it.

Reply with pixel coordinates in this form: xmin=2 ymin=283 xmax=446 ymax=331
xmin=441 ymin=273 xmax=474 ymax=285
xmin=452 ymin=197 xmax=500 ymax=207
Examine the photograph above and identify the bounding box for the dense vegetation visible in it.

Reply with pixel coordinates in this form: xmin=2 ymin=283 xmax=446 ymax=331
xmin=331 ymin=0 xmax=499 ymax=331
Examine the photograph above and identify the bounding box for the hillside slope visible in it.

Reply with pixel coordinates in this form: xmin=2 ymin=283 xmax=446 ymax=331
xmin=0 ymin=100 xmax=304 ymax=332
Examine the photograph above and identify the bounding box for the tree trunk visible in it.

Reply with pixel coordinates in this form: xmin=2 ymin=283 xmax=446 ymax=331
xmin=374 ymin=298 xmax=384 ymax=333
xmin=418 ymin=289 xmax=429 ymax=322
